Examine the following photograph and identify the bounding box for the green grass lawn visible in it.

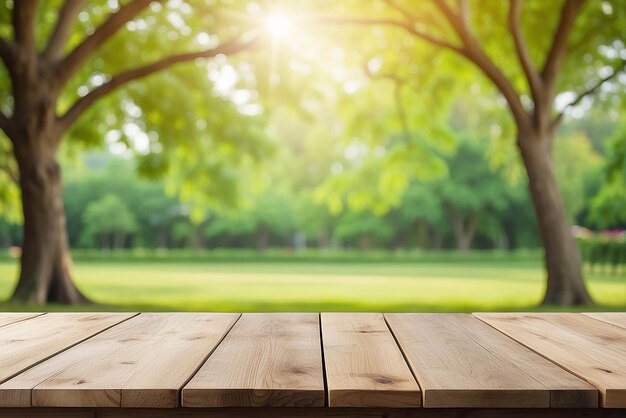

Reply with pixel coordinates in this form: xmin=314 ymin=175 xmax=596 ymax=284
xmin=0 ymin=258 xmax=624 ymax=311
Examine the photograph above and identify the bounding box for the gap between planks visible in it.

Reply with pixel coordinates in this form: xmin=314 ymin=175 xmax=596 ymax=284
xmin=582 ymin=313 xmax=626 ymax=330
xmin=318 ymin=313 xmax=329 ymax=408
xmin=0 ymin=313 xmax=46 ymax=329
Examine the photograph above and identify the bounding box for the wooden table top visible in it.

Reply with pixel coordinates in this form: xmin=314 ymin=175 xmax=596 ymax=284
xmin=0 ymin=312 xmax=624 ymax=411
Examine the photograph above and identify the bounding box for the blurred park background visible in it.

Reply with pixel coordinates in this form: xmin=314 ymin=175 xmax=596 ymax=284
xmin=0 ymin=0 xmax=625 ymax=311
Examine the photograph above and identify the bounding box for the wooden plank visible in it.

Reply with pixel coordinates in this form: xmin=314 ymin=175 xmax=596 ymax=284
xmin=0 ymin=313 xmax=44 ymax=329
xmin=385 ymin=313 xmax=597 ymax=408
xmin=0 ymin=313 xmax=239 ymax=408
xmin=183 ymin=313 xmax=324 ymax=407
xmin=321 ymin=313 xmax=421 ymax=407
xmin=475 ymin=313 xmax=626 ymax=408
xmin=583 ymin=313 xmax=626 ymax=330
xmin=0 ymin=312 xmax=135 ymax=396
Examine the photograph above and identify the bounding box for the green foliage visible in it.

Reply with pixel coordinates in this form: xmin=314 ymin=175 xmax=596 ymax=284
xmin=440 ymin=136 xmax=513 ymax=214
xmin=579 ymin=236 xmax=626 ymax=274
xmin=204 ymin=188 xmax=294 ymax=240
xmin=1 ymin=0 xmax=624 ymax=255
xmin=1 ymin=1 xmax=276 ymax=221
xmin=0 ymin=150 xmax=19 ymax=224
xmin=80 ymin=194 xmax=137 ymax=248
xmin=126 ymin=64 xmax=274 ymax=220
xmin=63 ymin=154 xmax=183 ymax=248
xmin=333 ymin=211 xmax=395 ymax=248
xmin=589 ymin=125 xmax=626 ymax=227
xmin=395 ymin=135 xmax=522 ymax=249
xmin=590 ymin=177 xmax=626 ymax=228
xmin=553 ymin=133 xmax=603 ymax=223
xmin=0 ymin=107 xmax=18 ymax=222
xmin=309 ymin=0 xmax=626 ymax=230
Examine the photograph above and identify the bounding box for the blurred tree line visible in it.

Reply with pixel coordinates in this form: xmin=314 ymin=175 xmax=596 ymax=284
xmin=0 ymin=113 xmax=617 ymax=254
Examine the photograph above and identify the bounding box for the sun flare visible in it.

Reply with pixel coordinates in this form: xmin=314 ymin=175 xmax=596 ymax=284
xmin=265 ymin=12 xmax=292 ymax=39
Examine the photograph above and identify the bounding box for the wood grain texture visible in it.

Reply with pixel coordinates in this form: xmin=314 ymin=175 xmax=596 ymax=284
xmin=1 ymin=313 xmax=239 ymax=408
xmin=475 ymin=313 xmax=626 ymax=408
xmin=385 ymin=314 xmax=597 ymax=408
xmin=583 ymin=313 xmax=626 ymax=330
xmin=0 ymin=313 xmax=43 ymax=329
xmin=321 ymin=313 xmax=420 ymax=408
xmin=183 ymin=313 xmax=324 ymax=407
xmin=0 ymin=312 xmax=135 ymax=397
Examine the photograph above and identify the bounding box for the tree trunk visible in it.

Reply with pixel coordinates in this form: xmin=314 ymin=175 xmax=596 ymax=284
xmin=391 ymin=233 xmax=405 ymax=250
xmin=518 ymin=133 xmax=592 ymax=306
xmin=416 ymin=221 xmax=429 ymax=249
xmin=360 ymin=235 xmax=372 ymax=251
xmin=156 ymin=227 xmax=168 ymax=249
xmin=497 ymin=231 xmax=509 ymax=250
xmin=101 ymin=233 xmax=110 ymax=250
xmin=11 ymin=152 xmax=89 ymax=304
xmin=189 ymin=224 xmax=205 ymax=249
xmin=114 ymin=232 xmax=126 ymax=250
xmin=430 ymin=229 xmax=444 ymax=250
xmin=450 ymin=210 xmax=478 ymax=254
xmin=256 ymin=226 xmax=269 ymax=252
xmin=317 ymin=230 xmax=330 ymax=249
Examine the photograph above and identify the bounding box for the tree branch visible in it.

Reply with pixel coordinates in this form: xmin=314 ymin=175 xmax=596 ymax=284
xmin=432 ymin=0 xmax=531 ymax=131
xmin=552 ymin=60 xmax=626 ymax=128
xmin=42 ymin=0 xmax=88 ymax=63
xmin=12 ymin=0 xmax=38 ymax=52
xmin=58 ymin=35 xmax=261 ymax=137
xmin=57 ymin=0 xmax=154 ymax=86
xmin=458 ymin=0 xmax=471 ymax=29
xmin=508 ymin=0 xmax=543 ymax=105
xmin=432 ymin=0 xmax=463 ymax=30
xmin=323 ymin=2 xmax=530 ymax=131
xmin=541 ymin=0 xmax=585 ymax=97
xmin=381 ymin=0 xmax=419 ymax=21
xmin=311 ymin=17 xmax=465 ymax=54
xmin=363 ymin=63 xmax=413 ymax=143
xmin=381 ymin=0 xmax=451 ymax=43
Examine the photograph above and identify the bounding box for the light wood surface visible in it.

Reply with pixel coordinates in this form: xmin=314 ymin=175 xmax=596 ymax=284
xmin=183 ymin=313 xmax=325 ymax=407
xmin=0 ymin=312 xmax=622 ymax=412
xmin=475 ymin=313 xmax=626 ymax=408
xmin=0 ymin=313 xmax=238 ymax=408
xmin=385 ymin=313 xmax=596 ymax=408
xmin=321 ymin=313 xmax=421 ymax=407
xmin=583 ymin=312 xmax=626 ymax=330
xmin=0 ymin=313 xmax=135 ymax=394
xmin=0 ymin=313 xmax=43 ymax=328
